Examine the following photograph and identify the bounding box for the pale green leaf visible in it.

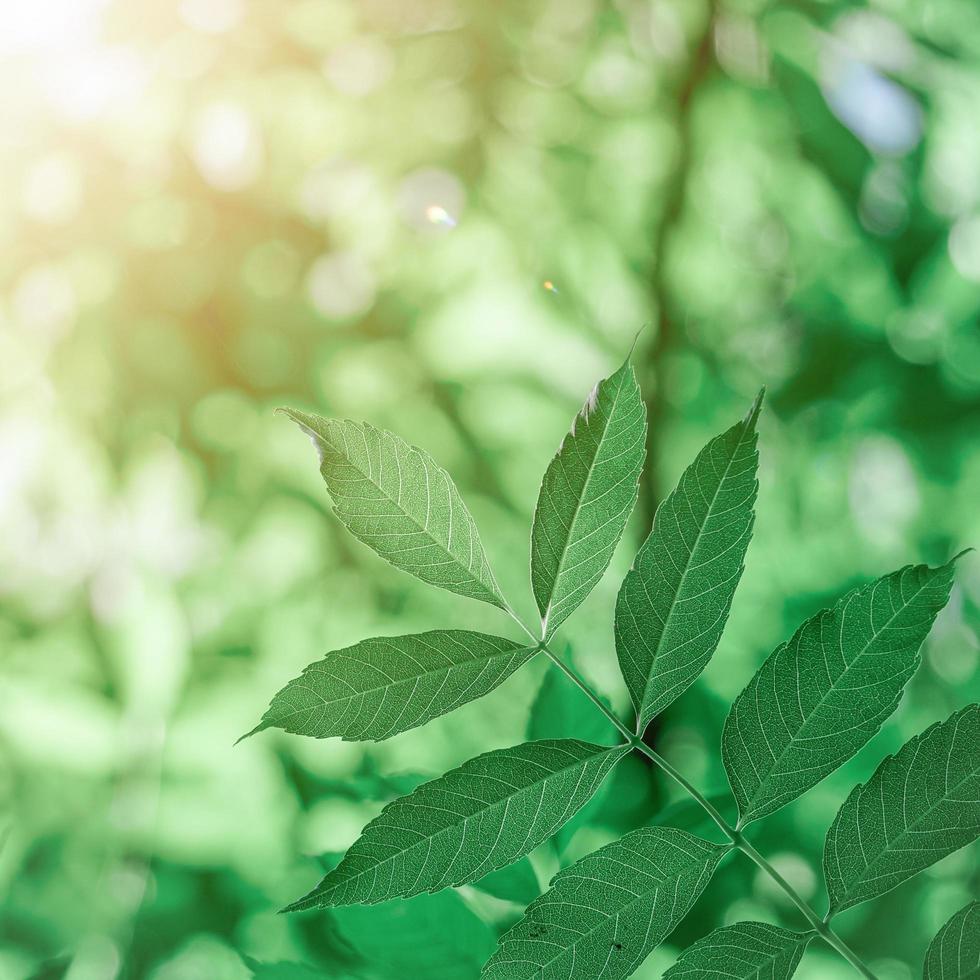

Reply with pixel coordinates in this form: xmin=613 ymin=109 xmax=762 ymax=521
xmin=530 ymin=360 xmax=646 ymax=638
xmin=723 ymin=560 xmax=957 ymax=825
xmin=286 ymin=739 xmax=629 ymax=910
xmin=923 ymin=901 xmax=980 ymax=980
xmin=246 ymin=630 xmax=533 ymax=742
xmin=282 ymin=410 xmax=504 ymax=607
xmin=481 ymin=827 xmax=726 ymax=980
xmin=824 ymin=704 xmax=980 ymax=914
xmin=616 ymin=394 xmax=760 ymax=732
xmin=663 ymin=922 xmax=811 ymax=980
xmin=333 ymin=890 xmax=496 ymax=980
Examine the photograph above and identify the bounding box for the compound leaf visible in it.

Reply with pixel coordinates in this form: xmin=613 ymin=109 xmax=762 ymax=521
xmin=332 ymin=890 xmax=495 ymax=979
xmin=481 ymin=827 xmax=726 ymax=980
xmin=723 ymin=560 xmax=958 ymax=825
xmin=282 ymin=410 xmax=504 ymax=608
xmin=247 ymin=630 xmax=533 ymax=742
xmin=824 ymin=704 xmax=980 ymax=915
xmin=663 ymin=921 xmax=811 ymax=980
xmin=923 ymin=901 xmax=980 ymax=980
xmin=616 ymin=393 xmax=761 ymax=733
xmin=286 ymin=739 xmax=628 ymax=910
xmin=530 ymin=359 xmax=646 ymax=639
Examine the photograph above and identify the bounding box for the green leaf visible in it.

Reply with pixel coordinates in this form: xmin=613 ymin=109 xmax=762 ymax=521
xmin=663 ymin=922 xmax=811 ymax=980
xmin=530 ymin=359 xmax=646 ymax=638
xmin=481 ymin=827 xmax=726 ymax=980
xmin=286 ymin=739 xmax=628 ymax=910
xmin=616 ymin=393 xmax=761 ymax=733
xmin=723 ymin=560 xmax=957 ymax=825
xmin=473 ymin=857 xmax=541 ymax=905
xmin=824 ymin=704 xmax=980 ymax=914
xmin=528 ymin=661 xmax=619 ymax=746
xmin=282 ymin=410 xmax=504 ymax=608
xmin=923 ymin=901 xmax=980 ymax=980
xmin=333 ymin=890 xmax=496 ymax=980
xmin=246 ymin=630 xmax=533 ymax=742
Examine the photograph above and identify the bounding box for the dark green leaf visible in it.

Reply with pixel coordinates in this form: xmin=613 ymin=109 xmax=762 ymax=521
xmin=530 ymin=360 xmax=646 ymax=639
xmin=482 ymin=827 xmax=726 ymax=980
xmin=824 ymin=704 xmax=980 ymax=914
xmin=616 ymin=394 xmax=760 ymax=733
xmin=723 ymin=561 xmax=957 ymax=825
xmin=244 ymin=960 xmax=332 ymax=980
xmin=473 ymin=857 xmax=541 ymax=905
xmin=286 ymin=739 xmax=628 ymax=910
xmin=663 ymin=922 xmax=811 ymax=980
xmin=528 ymin=661 xmax=619 ymax=746
xmin=333 ymin=890 xmax=495 ymax=980
xmin=282 ymin=410 xmax=505 ymax=607
xmin=923 ymin=901 xmax=980 ymax=980
xmin=246 ymin=630 xmax=533 ymax=742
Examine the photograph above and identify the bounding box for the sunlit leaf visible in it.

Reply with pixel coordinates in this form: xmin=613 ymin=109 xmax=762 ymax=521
xmin=663 ymin=921 xmax=811 ymax=980
xmin=723 ymin=560 xmax=958 ymax=825
xmin=923 ymin=901 xmax=980 ymax=980
xmin=616 ymin=393 xmax=761 ymax=733
xmin=246 ymin=630 xmax=533 ymax=742
xmin=282 ymin=410 xmax=505 ymax=607
xmin=286 ymin=740 xmax=628 ymax=910
xmin=530 ymin=359 xmax=646 ymax=639
xmin=824 ymin=705 xmax=980 ymax=914
xmin=482 ymin=827 xmax=726 ymax=980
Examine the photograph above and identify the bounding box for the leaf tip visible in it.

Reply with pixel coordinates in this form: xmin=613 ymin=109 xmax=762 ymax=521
xmin=235 ymin=722 xmax=267 ymax=746
xmin=744 ymin=387 xmax=765 ymax=429
xmin=950 ymin=546 xmax=974 ymax=564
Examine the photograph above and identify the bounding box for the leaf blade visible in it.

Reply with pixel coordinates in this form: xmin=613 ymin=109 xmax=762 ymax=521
xmin=530 ymin=360 xmax=646 ymax=638
xmin=823 ymin=704 xmax=980 ymax=914
xmin=481 ymin=827 xmax=727 ymax=980
xmin=923 ymin=901 xmax=980 ymax=980
xmin=286 ymin=739 xmax=628 ymax=910
xmin=723 ymin=560 xmax=957 ymax=825
xmin=248 ymin=630 xmax=534 ymax=742
xmin=283 ymin=410 xmax=504 ymax=607
xmin=663 ymin=921 xmax=811 ymax=980
xmin=616 ymin=394 xmax=761 ymax=732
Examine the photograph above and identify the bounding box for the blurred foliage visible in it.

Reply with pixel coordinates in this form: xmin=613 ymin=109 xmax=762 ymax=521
xmin=1 ymin=0 xmax=979 ymax=977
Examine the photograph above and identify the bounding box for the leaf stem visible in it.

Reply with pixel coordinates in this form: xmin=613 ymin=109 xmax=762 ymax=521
xmin=513 ymin=620 xmax=880 ymax=980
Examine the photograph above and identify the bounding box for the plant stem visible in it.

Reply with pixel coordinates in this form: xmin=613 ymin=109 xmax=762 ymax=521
xmin=516 ymin=623 xmax=879 ymax=979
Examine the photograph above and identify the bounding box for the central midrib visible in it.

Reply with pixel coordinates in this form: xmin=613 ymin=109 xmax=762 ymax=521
xmin=541 ymin=370 xmax=629 ymax=630
xmin=270 ymin=640 xmax=532 ymax=718
xmin=638 ymin=417 xmax=754 ymax=720
xmin=306 ymin=744 xmax=626 ymax=904
xmin=748 ymin=571 xmax=939 ymax=808
xmin=316 ymin=418 xmax=503 ymax=604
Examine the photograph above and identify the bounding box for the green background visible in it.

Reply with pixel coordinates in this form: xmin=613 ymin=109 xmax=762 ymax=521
xmin=1 ymin=0 xmax=978 ymax=977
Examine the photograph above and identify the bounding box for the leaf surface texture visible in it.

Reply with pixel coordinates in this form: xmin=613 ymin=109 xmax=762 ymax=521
xmin=663 ymin=921 xmax=810 ymax=980
xmin=823 ymin=704 xmax=980 ymax=913
xmin=286 ymin=739 xmax=628 ymax=909
xmin=283 ymin=410 xmax=504 ymax=607
xmin=482 ymin=827 xmax=725 ymax=980
xmin=923 ymin=901 xmax=980 ymax=980
xmin=616 ymin=396 xmax=760 ymax=732
xmin=249 ymin=630 xmax=532 ymax=742
xmin=723 ymin=561 xmax=956 ymax=824
xmin=530 ymin=361 xmax=646 ymax=638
